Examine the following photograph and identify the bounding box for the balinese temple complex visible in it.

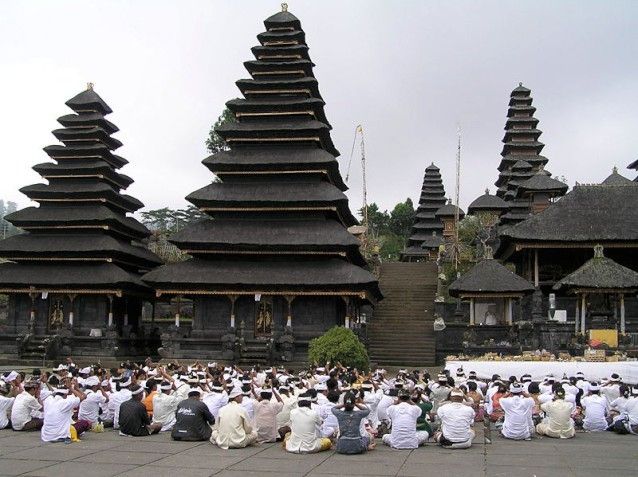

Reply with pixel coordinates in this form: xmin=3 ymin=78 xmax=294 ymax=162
xmin=142 ymin=7 xmax=381 ymax=361
xmin=0 ymin=7 xmax=636 ymax=367
xmin=401 ymin=163 xmax=447 ymax=261
xmin=0 ymin=87 xmax=162 ymax=359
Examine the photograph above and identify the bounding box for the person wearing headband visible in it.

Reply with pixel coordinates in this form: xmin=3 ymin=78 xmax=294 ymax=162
xmin=581 ymin=383 xmax=609 ymax=432
xmin=150 ymin=367 xmax=184 ymax=432
xmin=254 ymin=385 xmax=284 ymax=443
xmin=171 ymin=388 xmax=215 ymax=441
xmin=77 ymin=375 xmax=109 ymax=428
xmin=108 ymin=375 xmax=133 ymax=430
xmin=211 ymin=387 xmax=258 ymax=449
xmin=536 ymin=388 xmax=575 ymax=439
xmin=285 ymin=392 xmax=332 ymax=454
xmin=499 ymin=383 xmax=535 ymax=440
xmin=435 ymin=388 xmax=476 ymax=449
xmin=10 ymin=379 xmax=44 ymax=432
xmin=41 ymin=379 xmax=87 ymax=443
xmin=381 ymin=389 xmax=428 ymax=449
xmin=118 ymin=384 xmax=162 ymax=437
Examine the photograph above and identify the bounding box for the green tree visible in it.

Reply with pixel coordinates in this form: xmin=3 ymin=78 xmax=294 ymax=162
xmin=388 ymin=197 xmax=415 ymax=238
xmin=205 ymin=107 xmax=236 ymax=154
xmin=359 ymin=203 xmax=389 ymax=236
xmin=308 ymin=326 xmax=369 ymax=370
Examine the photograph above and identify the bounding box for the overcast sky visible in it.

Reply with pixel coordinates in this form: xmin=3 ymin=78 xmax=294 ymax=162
xmin=1 ymin=0 xmax=636 ymax=217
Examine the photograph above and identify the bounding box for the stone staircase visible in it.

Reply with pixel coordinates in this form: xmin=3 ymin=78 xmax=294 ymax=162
xmin=18 ymin=335 xmax=54 ymax=361
xmin=367 ymin=262 xmax=438 ymax=367
xmin=239 ymin=339 xmax=271 ymax=365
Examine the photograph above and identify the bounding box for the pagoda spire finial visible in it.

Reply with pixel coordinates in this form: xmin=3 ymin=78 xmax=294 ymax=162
xmin=519 ymin=82 xmax=523 ymax=87
xmin=613 ymin=165 xmax=618 ymax=173
xmin=281 ymin=2 xmax=288 ymax=12
xmin=485 ymin=188 xmax=490 ymax=195
xmin=594 ymin=244 xmax=604 ymax=258
xmin=87 ymin=82 xmax=94 ymax=91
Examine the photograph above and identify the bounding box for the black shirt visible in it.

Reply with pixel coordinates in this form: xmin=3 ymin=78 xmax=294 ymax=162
xmin=171 ymin=398 xmax=214 ymax=441
xmin=119 ymin=399 xmax=150 ymax=436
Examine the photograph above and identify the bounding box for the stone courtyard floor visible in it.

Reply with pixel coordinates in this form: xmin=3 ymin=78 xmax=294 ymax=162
xmin=0 ymin=427 xmax=636 ymax=477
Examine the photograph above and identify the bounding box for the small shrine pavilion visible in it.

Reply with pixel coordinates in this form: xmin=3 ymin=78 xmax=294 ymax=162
xmin=0 ymin=87 xmax=161 ymax=358
xmin=142 ymin=6 xmax=381 ymax=360
xmin=401 ymin=163 xmax=446 ymax=261
xmin=554 ymin=245 xmax=638 ymax=337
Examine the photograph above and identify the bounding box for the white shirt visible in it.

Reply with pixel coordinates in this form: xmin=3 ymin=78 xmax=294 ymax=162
xmin=276 ymin=393 xmax=297 ymax=429
xmin=385 ymin=402 xmax=423 ymax=449
xmin=152 ymin=392 xmax=182 ymax=431
xmin=0 ymin=396 xmax=15 ymax=429
xmin=581 ymin=394 xmax=609 ymax=431
xmin=610 ymin=396 xmax=628 ymax=413
xmin=108 ymin=388 xmax=132 ymax=429
xmin=362 ymin=390 xmax=382 ymax=428
xmin=317 ymin=402 xmax=338 ymax=437
xmin=377 ymin=394 xmax=394 ymax=422
xmin=601 ymin=384 xmax=621 ymax=405
xmin=203 ymin=391 xmax=229 ymax=422
xmin=215 ymin=401 xmax=254 ymax=449
xmin=78 ymin=390 xmax=107 ymax=424
xmin=10 ymin=391 xmax=42 ymax=430
xmin=624 ymin=397 xmax=638 ymax=426
xmin=286 ymin=406 xmax=323 ymax=453
xmin=41 ymin=395 xmax=80 ymax=442
xmin=241 ymin=397 xmax=256 ymax=424
xmin=500 ymin=395 xmax=535 ymax=440
xmin=437 ymin=402 xmax=476 ymax=443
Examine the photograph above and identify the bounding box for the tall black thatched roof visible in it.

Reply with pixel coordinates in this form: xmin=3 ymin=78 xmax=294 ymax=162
xmin=494 ymin=85 xmax=565 ymax=225
xmin=0 ymin=87 xmax=160 ymax=293
xmin=401 ymin=163 xmax=447 ymax=259
xmin=142 ymin=7 xmax=379 ymax=302
xmin=553 ymin=246 xmax=638 ymax=292
xmin=448 ymin=258 xmax=535 ymax=297
xmin=499 ymin=184 xmax=638 ymax=245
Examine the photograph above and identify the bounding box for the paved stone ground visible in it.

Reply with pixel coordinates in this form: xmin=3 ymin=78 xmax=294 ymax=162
xmin=0 ymin=427 xmax=636 ymax=477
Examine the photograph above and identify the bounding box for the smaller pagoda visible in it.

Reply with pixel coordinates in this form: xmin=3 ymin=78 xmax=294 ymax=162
xmin=494 ymin=84 xmax=566 ymax=224
xmin=0 ymin=86 xmax=161 ymax=357
xmin=401 ymin=163 xmax=447 ymax=261
xmin=602 ymin=167 xmax=637 ymax=186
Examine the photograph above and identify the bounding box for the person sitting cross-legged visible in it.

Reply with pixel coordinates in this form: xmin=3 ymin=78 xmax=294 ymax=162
xmin=382 ymin=389 xmax=429 ymax=449
xmin=435 ymin=388 xmax=476 ymax=449
xmin=118 ymin=384 xmax=162 ymax=437
xmin=211 ymin=387 xmax=258 ymax=449
xmin=171 ymin=388 xmax=215 ymax=441
xmin=536 ymin=388 xmax=575 ymax=439
xmin=285 ymin=393 xmax=332 ymax=453
xmin=332 ymin=391 xmax=374 ymax=454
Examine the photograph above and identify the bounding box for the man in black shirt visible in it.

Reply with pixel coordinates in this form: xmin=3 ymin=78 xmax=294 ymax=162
xmin=119 ymin=384 xmax=162 ymax=436
xmin=171 ymin=389 xmax=215 ymax=441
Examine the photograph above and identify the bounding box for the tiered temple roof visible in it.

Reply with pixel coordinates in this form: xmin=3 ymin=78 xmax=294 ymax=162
xmin=494 ymin=84 xmax=565 ymax=224
xmin=0 ymin=87 xmax=161 ymax=294
xmin=401 ymin=164 xmax=447 ymax=260
xmin=143 ymin=8 xmax=381 ymax=301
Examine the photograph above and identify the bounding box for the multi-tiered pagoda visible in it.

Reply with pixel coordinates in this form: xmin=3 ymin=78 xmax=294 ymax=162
xmin=143 ymin=7 xmax=381 ymax=359
xmin=401 ymin=163 xmax=447 ymax=262
xmin=0 ymin=87 xmax=161 ymax=355
xmin=494 ymin=84 xmax=566 ymax=225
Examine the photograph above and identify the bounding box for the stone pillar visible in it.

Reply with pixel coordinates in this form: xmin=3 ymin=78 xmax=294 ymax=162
xmin=580 ymin=293 xmax=587 ymax=335
xmin=229 ymin=295 xmax=237 ymax=329
xmin=107 ymin=295 xmax=114 ymax=328
xmin=67 ymin=294 xmax=76 ymax=328
xmin=575 ymin=298 xmax=580 ymax=334
xmin=620 ymin=293 xmax=626 ymax=335
xmin=469 ymin=298 xmax=475 ymax=325
xmin=284 ymin=295 xmax=295 ymax=328
xmin=174 ymin=295 xmax=182 ymax=328
xmin=506 ymin=298 xmax=513 ymax=325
